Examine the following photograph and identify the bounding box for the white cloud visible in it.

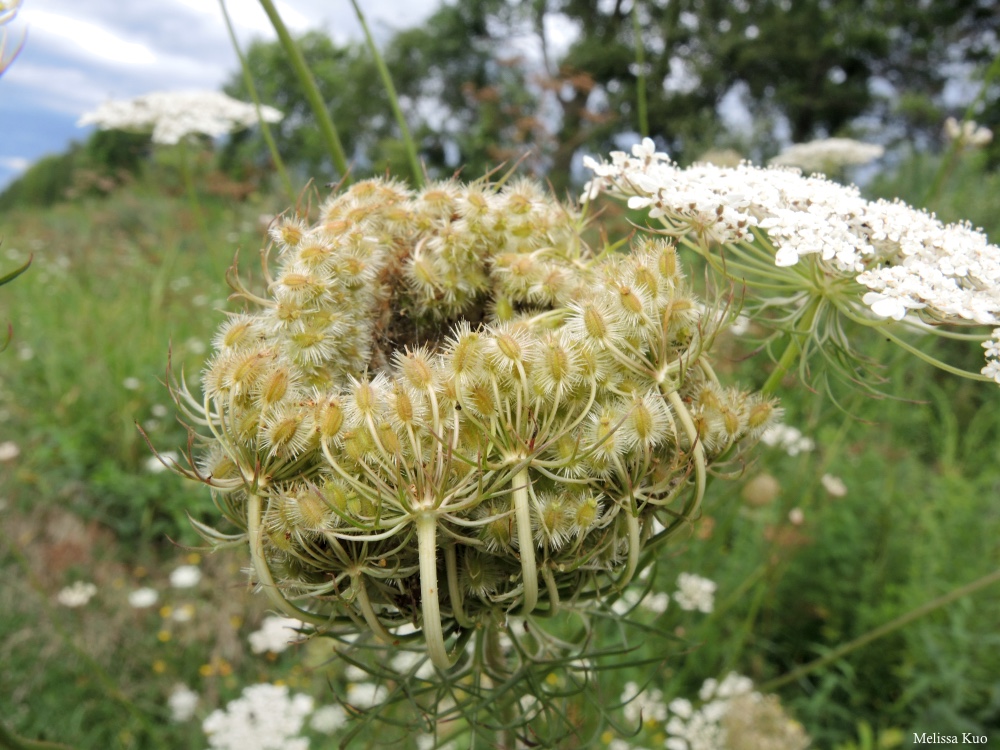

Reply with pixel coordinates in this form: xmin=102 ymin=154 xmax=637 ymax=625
xmin=168 ymin=0 xmax=312 ymax=36
xmin=0 ymin=157 xmax=30 ymax=173
xmin=20 ymin=8 xmax=159 ymax=67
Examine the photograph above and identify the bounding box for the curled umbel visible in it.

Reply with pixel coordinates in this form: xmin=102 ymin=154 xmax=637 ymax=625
xmin=169 ymin=177 xmax=776 ymax=669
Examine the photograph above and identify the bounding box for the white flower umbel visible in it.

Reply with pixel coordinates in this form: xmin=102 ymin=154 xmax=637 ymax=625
xmin=820 ymin=473 xmax=848 ymax=498
xmin=0 ymin=440 xmax=19 ymax=461
xmin=760 ymin=423 xmax=815 ymax=457
xmin=768 ymin=137 xmax=884 ymax=174
xmin=56 ymin=581 xmax=97 ymax=608
xmin=78 ymin=90 xmax=283 ymax=145
xmin=168 ymin=684 xmax=199 ymax=722
xmin=981 ymin=328 xmax=1000 ymax=384
xmin=620 ymin=681 xmax=668 ymax=725
xmin=664 ymin=673 xmax=809 ymax=750
xmin=309 ymin=705 xmax=347 ymax=734
xmin=248 ymin=615 xmax=306 ymax=654
xmin=673 ymin=572 xmax=716 ymax=613
xmin=127 ymin=587 xmax=159 ymax=608
xmin=202 ymin=683 xmax=314 ymax=750
xmin=169 ymin=564 xmax=202 ymax=588
xmin=584 ymin=138 xmax=1000 ymax=385
xmin=944 ymin=117 xmax=993 ymax=149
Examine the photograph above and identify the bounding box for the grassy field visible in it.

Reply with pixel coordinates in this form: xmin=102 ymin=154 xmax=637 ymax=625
xmin=1 ymin=158 xmax=999 ymax=749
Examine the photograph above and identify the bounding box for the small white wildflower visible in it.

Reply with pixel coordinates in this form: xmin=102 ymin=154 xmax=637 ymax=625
xmin=0 ymin=440 xmax=19 ymax=461
xmin=982 ymin=329 xmax=1000 ymax=384
xmin=249 ymin=616 xmax=306 ymax=654
xmin=17 ymin=344 xmax=33 ymax=361
xmin=820 ymin=473 xmax=848 ymax=497
xmin=344 ymin=664 xmax=369 ymax=682
xmin=151 ymin=404 xmax=169 ymax=418
xmin=788 ymin=507 xmax=805 ymax=526
xmin=611 ymin=588 xmax=642 ymax=614
xmin=123 ymin=377 xmax=142 ymax=390
xmin=641 ymin=591 xmax=670 ymax=614
xmin=760 ymin=424 xmax=815 ymax=456
xmin=620 ymin=681 xmax=668 ymax=724
xmin=728 ymin=314 xmax=751 ymax=336
xmin=169 ymin=564 xmax=202 ymax=589
xmin=144 ymin=451 xmax=179 ymax=474
xmin=390 ymin=650 xmax=435 ymax=680
xmin=202 ymin=683 xmax=313 ymax=750
xmin=674 ymin=572 xmax=717 ymax=613
xmin=172 ymin=603 xmax=195 ymax=622
xmin=309 ymin=705 xmax=347 ymax=734
xmin=127 ymin=587 xmax=159 ymax=608
xmin=56 ymin=581 xmax=97 ymax=608
xmin=168 ymin=684 xmax=199 ymax=722
xmin=345 ymin=682 xmax=388 ymax=708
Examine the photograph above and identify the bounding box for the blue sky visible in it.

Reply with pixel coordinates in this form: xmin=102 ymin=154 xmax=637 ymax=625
xmin=0 ymin=0 xmax=442 ymax=189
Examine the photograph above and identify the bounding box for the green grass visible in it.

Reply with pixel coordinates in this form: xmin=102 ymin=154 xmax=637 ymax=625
xmin=1 ymin=164 xmax=999 ymax=748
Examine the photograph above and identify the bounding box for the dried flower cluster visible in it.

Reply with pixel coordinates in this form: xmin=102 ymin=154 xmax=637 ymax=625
xmin=768 ymin=137 xmax=884 ymax=173
xmin=584 ymin=139 xmax=1000 ymax=383
xmin=77 ymin=90 xmax=283 ymax=145
xmin=171 ymin=176 xmax=776 ymax=668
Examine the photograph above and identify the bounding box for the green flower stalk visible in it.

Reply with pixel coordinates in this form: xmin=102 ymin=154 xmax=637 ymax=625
xmin=166 ymin=175 xmax=777 ymax=671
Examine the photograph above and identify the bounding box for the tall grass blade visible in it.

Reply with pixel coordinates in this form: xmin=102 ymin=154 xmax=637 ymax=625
xmin=219 ymin=0 xmax=296 ymax=203
xmin=257 ymin=0 xmax=351 ymax=180
xmin=349 ymin=0 xmax=424 ymax=187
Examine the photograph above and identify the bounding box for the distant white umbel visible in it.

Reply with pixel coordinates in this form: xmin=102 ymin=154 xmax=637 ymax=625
xmin=77 ymin=90 xmax=283 ymax=145
xmin=943 ymin=117 xmax=993 ymax=149
xmin=769 ymin=137 xmax=884 ymax=173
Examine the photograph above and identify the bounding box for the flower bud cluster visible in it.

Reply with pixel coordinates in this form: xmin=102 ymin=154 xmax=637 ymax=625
xmin=584 ymin=138 xmax=1000 ymax=381
xmin=175 ymin=176 xmax=775 ymax=664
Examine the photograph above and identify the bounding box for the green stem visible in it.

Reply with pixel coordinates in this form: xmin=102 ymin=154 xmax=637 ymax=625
xmin=761 ymin=297 xmax=823 ymax=395
xmin=511 ymin=467 xmax=538 ymax=614
xmin=445 ymin=542 xmax=473 ymax=628
xmin=758 ymin=567 xmax=1000 ymax=693
xmin=257 ymin=0 xmax=350 ymax=179
xmin=352 ymin=573 xmax=394 ymax=643
xmin=416 ymin=512 xmax=452 ymax=669
xmin=247 ymin=493 xmax=328 ymax=625
xmin=349 ymin=0 xmax=423 ymax=187
xmin=0 ymin=722 xmax=75 ymax=750
xmin=218 ymin=0 xmax=295 ymax=203
xmin=616 ymin=510 xmax=641 ymax=590
xmin=631 ymin=1 xmax=649 ymax=139
xmin=178 ymin=139 xmax=209 ymax=245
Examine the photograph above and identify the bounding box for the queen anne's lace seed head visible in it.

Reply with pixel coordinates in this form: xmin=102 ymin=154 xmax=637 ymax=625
xmin=168 ymin=175 xmax=776 ymax=678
